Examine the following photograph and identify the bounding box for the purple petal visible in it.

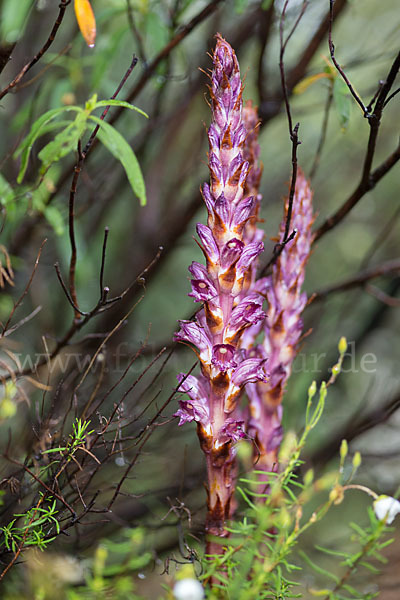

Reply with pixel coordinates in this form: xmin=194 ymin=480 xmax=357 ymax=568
xmin=231 ymin=196 xmax=255 ymax=229
xmin=202 ymin=183 xmax=215 ymax=214
xmin=236 ymin=241 xmax=264 ymax=275
xmin=174 ymin=373 xmax=210 ymax=427
xmin=196 ymin=223 xmax=219 ymax=263
xmin=209 ymin=153 xmax=223 ymax=187
xmin=211 ymin=344 xmax=237 ymax=371
xmin=228 ymin=152 xmax=244 ymax=180
xmin=189 ymin=279 xmax=218 ymax=302
xmin=174 ymin=400 xmax=209 ymax=426
xmin=176 ymin=372 xmax=208 ymax=402
xmin=218 ymin=418 xmax=245 ymax=444
xmin=232 ymin=124 xmax=246 ymax=148
xmin=213 ymin=192 xmax=229 ymax=225
xmin=231 ymin=358 xmax=267 ymax=388
xmin=207 ymin=125 xmax=220 ymax=153
xmin=174 ymin=320 xmax=212 ymax=362
xmin=188 ymin=261 xmax=208 ymax=280
xmin=220 ymin=238 xmax=244 ymax=268
xmin=225 ymin=295 xmax=266 ymax=340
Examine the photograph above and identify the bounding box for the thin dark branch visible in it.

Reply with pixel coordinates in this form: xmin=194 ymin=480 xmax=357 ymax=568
xmin=311 ymin=390 xmax=400 ymax=469
xmin=126 ymin=0 xmax=147 ymax=64
xmin=2 ymin=455 xmax=76 ymax=519
xmin=259 ymin=229 xmax=297 ymax=277
xmin=383 ymin=85 xmax=400 ymax=108
xmin=312 ymin=258 xmax=400 ymax=301
xmin=262 ymin=1 xmax=305 ymax=276
xmin=366 ymin=79 xmax=385 ymax=113
xmin=68 ymin=140 xmax=83 ymax=317
xmin=256 ymin=1 xmax=275 ymax=105
xmin=13 ymin=44 xmax=72 ymax=92
xmin=315 ymin=138 xmax=400 ymax=241
xmin=2 ymin=248 xmax=162 ymax=383
xmin=106 ymin=363 xmax=197 ymax=511
xmin=314 ymin=28 xmax=400 ymax=240
xmin=67 ymin=56 xmax=138 ymax=317
xmin=1 ymin=239 xmax=47 ymax=337
xmin=82 ymin=56 xmax=138 ymax=157
xmin=0 ymin=0 xmax=72 ymax=101
xmin=328 ymin=0 xmax=367 ymax=115
xmin=108 ymin=0 xmax=225 ymax=128
xmin=3 ymin=306 xmax=42 ymax=338
xmin=283 ymin=123 xmax=300 ymax=243
xmin=99 ymin=227 xmax=110 ymax=298
xmin=310 ymin=86 xmax=333 ymax=179
xmin=261 ymin=0 xmax=348 ymax=118
xmin=365 ymin=283 xmax=400 ymax=307
xmin=360 ymin=205 xmax=400 ymax=268
xmin=55 ymin=262 xmax=87 ymax=316
xmin=103 ymin=246 xmax=163 ymax=305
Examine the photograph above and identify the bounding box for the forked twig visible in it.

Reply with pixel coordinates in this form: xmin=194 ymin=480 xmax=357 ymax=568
xmin=0 ymin=0 xmax=72 ymax=101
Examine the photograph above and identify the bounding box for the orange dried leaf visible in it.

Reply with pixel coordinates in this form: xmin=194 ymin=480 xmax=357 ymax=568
xmin=74 ymin=0 xmax=96 ymax=48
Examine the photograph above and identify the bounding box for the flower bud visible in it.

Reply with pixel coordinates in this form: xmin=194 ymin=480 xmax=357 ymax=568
xmin=173 ymin=579 xmax=205 ymax=600
xmin=340 ymin=439 xmax=348 ymax=462
xmin=338 ymin=336 xmax=348 ymax=355
xmin=352 ymin=451 xmax=362 ymax=469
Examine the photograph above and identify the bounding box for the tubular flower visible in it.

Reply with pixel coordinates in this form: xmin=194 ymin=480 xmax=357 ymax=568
xmin=174 ymin=35 xmax=267 ymax=543
xmin=247 ymin=169 xmax=315 ymax=475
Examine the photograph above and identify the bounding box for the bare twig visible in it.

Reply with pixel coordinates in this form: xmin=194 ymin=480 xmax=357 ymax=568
xmin=106 ymin=363 xmax=197 ymax=510
xmin=1 ymin=239 xmax=47 ymax=337
xmin=365 ymin=283 xmax=400 ymax=307
xmin=0 ymin=0 xmax=72 ymax=101
xmin=66 ymin=56 xmax=138 ymax=316
xmin=315 ymin=137 xmax=400 ymax=241
xmin=126 ymin=0 xmax=147 ymax=64
xmin=2 ymin=248 xmax=162 ymax=382
xmin=256 ymin=1 xmax=275 ymax=104
xmin=315 ymin=23 xmax=400 ymax=241
xmin=328 ymin=0 xmax=367 ymax=115
xmin=312 ymin=258 xmax=400 ymax=300
xmin=260 ymin=1 xmax=306 ymax=276
xmin=3 ymin=305 xmax=42 ymax=337
xmin=99 ymin=227 xmax=109 ymax=298
xmin=310 ymin=86 xmax=333 ymax=179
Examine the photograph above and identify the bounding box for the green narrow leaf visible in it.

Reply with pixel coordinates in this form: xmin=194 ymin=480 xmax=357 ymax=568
xmin=89 ymin=116 xmax=146 ymax=206
xmin=94 ymin=100 xmax=148 ymax=119
xmin=38 ymin=113 xmax=87 ymax=173
xmin=299 ymin=551 xmax=340 ymax=583
xmin=333 ymin=76 xmax=351 ymax=130
xmin=15 ymin=106 xmax=82 ymax=183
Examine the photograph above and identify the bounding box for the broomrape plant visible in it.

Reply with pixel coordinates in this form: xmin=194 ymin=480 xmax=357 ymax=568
xmin=174 ymin=35 xmax=398 ymax=597
xmin=174 ymin=35 xmax=268 ymax=550
xmin=174 ymin=35 xmax=315 ymax=548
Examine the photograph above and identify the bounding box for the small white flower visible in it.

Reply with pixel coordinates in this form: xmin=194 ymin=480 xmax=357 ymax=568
xmin=173 ymin=578 xmax=204 ymax=600
xmin=373 ymin=495 xmax=400 ymax=524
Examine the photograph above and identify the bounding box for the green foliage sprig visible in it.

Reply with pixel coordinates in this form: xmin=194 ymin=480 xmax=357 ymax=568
xmin=14 ymin=94 xmax=148 ymax=205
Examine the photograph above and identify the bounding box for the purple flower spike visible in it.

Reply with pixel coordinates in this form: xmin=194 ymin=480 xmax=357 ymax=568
xmin=246 ymin=169 xmax=314 ymax=474
xmin=174 ymin=35 xmax=267 ymax=545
